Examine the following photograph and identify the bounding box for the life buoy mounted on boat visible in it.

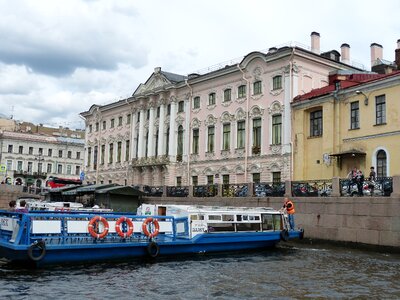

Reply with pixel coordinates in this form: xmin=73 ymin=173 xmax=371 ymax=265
xmin=88 ymin=216 xmax=109 ymax=239
xmin=115 ymin=216 xmax=134 ymax=238
xmin=28 ymin=240 xmax=46 ymax=261
xmin=142 ymin=217 xmax=160 ymax=239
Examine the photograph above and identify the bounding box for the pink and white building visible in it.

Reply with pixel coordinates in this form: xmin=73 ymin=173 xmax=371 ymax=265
xmin=80 ymin=32 xmax=364 ymax=187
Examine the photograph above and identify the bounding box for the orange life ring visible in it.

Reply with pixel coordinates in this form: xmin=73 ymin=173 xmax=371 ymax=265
xmin=115 ymin=216 xmax=134 ymax=238
xmin=142 ymin=217 xmax=160 ymax=238
xmin=88 ymin=216 xmax=109 ymax=239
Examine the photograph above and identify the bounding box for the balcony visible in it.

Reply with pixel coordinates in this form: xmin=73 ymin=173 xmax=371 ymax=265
xmin=131 ymin=155 xmax=170 ymax=167
xmin=13 ymin=170 xmax=47 ymax=179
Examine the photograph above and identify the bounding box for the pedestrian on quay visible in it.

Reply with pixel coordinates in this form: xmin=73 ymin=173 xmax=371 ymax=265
xmin=8 ymin=200 xmax=16 ymax=211
xmin=283 ymin=197 xmax=296 ymax=230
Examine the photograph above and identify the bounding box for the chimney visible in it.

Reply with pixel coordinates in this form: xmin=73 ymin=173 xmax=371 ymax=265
xmin=370 ymin=43 xmax=383 ymax=67
xmin=396 ymin=39 xmax=400 ymax=70
xmin=311 ymin=32 xmax=320 ymax=54
xmin=340 ymin=43 xmax=350 ymax=65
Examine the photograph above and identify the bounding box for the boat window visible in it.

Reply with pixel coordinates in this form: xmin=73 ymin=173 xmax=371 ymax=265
xmin=242 ymin=215 xmax=248 ymax=221
xmin=207 ymin=223 xmax=235 ymax=232
xmin=236 ymin=223 xmax=260 ymax=232
xmin=208 ymin=215 xmax=221 ymax=221
xmin=199 ymin=215 xmax=205 ymax=220
xmin=222 ymin=215 xmax=234 ymax=221
xmin=262 ymin=214 xmax=274 ymax=230
xmin=236 ymin=215 xmax=242 ymax=221
xmin=190 ymin=215 xmax=198 ymax=221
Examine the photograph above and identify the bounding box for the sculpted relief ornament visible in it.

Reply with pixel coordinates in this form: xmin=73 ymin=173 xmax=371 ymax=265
xmin=192 ymin=118 xmax=201 ymax=129
xmin=204 ymin=115 xmax=217 ymax=126
xmin=268 ymin=101 xmax=284 ymax=115
xmin=249 ymin=106 xmax=264 ymax=118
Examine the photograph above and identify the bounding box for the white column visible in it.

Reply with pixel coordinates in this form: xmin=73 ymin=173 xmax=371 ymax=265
xmin=158 ymin=103 xmax=166 ymax=156
xmin=148 ymin=107 xmax=155 ymax=157
xmin=130 ymin=111 xmax=137 ymax=159
xmin=184 ymin=100 xmax=190 ymax=158
xmin=138 ymin=108 xmax=146 ymax=158
xmin=168 ymin=100 xmax=177 ymax=159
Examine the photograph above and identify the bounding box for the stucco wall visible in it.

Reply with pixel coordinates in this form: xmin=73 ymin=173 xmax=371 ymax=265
xmin=144 ymin=196 xmax=400 ymax=248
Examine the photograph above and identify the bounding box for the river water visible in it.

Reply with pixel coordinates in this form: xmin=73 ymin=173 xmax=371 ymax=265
xmin=0 ymin=243 xmax=399 ymax=299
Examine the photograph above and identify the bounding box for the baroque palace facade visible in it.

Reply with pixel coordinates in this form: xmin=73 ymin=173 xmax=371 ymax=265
xmin=80 ymin=32 xmax=364 ymax=187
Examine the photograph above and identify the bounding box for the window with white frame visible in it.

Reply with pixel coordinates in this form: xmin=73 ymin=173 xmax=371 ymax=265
xmin=272 ymin=75 xmax=282 ymax=90
xmin=207 ymin=126 xmax=215 ymax=152
xmin=350 ymin=101 xmax=359 ymax=129
xmin=375 ymin=95 xmax=386 ymax=125
xmin=209 ymin=93 xmax=216 ymax=105
xmin=222 ymin=123 xmax=230 ymax=150
xmin=253 ymin=81 xmax=262 ymax=95
xmin=237 ymin=120 xmax=245 ymax=148
xmin=310 ymin=110 xmax=323 ymax=137
xmin=238 ymin=85 xmax=246 ymax=98
xmin=192 ymin=128 xmax=199 ymax=154
xmin=272 ymin=114 xmax=282 ymax=145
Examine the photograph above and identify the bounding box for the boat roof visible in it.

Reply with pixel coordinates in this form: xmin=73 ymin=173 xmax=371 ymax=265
xmin=155 ymin=204 xmax=278 ymax=214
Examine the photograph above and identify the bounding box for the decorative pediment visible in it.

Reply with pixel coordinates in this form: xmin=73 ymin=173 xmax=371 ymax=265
xmin=176 ymin=115 xmax=185 ymax=126
xmin=249 ymin=106 xmax=264 ymax=118
xmin=220 ymin=112 xmax=234 ymax=123
xmin=135 ymin=73 xmax=171 ymax=95
xmin=234 ymin=164 xmax=245 ymax=174
xmin=268 ymin=101 xmax=284 ymax=115
xmin=236 ymin=108 xmax=246 ymax=121
xmin=204 ymin=115 xmax=217 ymax=126
xmin=192 ymin=118 xmax=201 ymax=129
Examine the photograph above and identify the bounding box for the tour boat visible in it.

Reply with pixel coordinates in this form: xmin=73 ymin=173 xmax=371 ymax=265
xmin=0 ymin=203 xmax=304 ymax=267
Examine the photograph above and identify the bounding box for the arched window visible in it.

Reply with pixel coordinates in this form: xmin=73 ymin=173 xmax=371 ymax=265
xmin=376 ymin=150 xmax=387 ymax=177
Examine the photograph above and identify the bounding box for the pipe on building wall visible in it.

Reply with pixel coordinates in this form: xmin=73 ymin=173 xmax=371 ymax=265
xmin=237 ymin=63 xmax=250 ymax=182
xmin=289 ymin=48 xmax=295 ymax=181
xmin=185 ymin=79 xmax=193 ymax=186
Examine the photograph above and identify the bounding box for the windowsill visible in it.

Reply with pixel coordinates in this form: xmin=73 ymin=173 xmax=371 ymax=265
xmin=307 ymin=135 xmax=322 ymax=139
xmin=348 ymin=127 xmax=360 ymax=131
xmin=374 ymin=122 xmax=387 ymax=126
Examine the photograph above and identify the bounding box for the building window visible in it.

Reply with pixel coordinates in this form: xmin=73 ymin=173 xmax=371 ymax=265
xmin=58 ymin=150 xmax=63 ymax=158
xmin=166 ymin=127 xmax=170 ymax=156
xmin=147 ymin=110 xmax=150 ymax=120
xmin=75 ymin=166 xmax=80 ymax=176
xmin=253 ymin=81 xmax=262 ymax=95
xmin=193 ymin=96 xmax=200 ymax=109
xmin=102 ymin=121 xmax=106 ymax=130
xmin=376 ymin=95 xmax=386 ymax=125
xmin=237 ymin=120 xmax=245 ymax=148
xmin=167 ymin=104 xmax=171 ymax=116
xmin=192 ymin=128 xmax=199 ymax=154
xmin=252 ymin=118 xmax=262 ymax=152
xmin=110 ymin=119 xmax=115 ymax=128
xmin=222 ymin=123 xmax=230 ymax=150
xmin=253 ymin=173 xmax=260 ymax=183
xmin=66 ymin=165 xmax=72 ymax=175
xmin=178 ymin=101 xmax=185 ymax=113
xmin=137 ymin=112 xmax=140 ymax=122
xmin=145 ymin=131 xmax=149 ymax=158
xmin=156 ymin=107 xmax=160 ymax=118
xmin=207 ymin=175 xmax=214 ymax=184
xmin=272 ymin=114 xmax=282 ymax=145
xmin=118 ymin=116 xmax=123 ymax=126
xmin=116 ymin=142 xmax=121 ymax=163
xmin=57 ymin=164 xmax=63 ymax=174
xmin=37 ymin=162 xmax=42 ymax=173
xmin=48 ymin=149 xmax=52 ymax=157
xmin=192 ymin=176 xmax=198 ymax=186
xmin=176 ymin=176 xmax=182 ymax=187
xmin=376 ymin=150 xmax=387 ymax=177
xmin=17 ymin=161 xmax=23 ymax=171
xmin=272 ymin=172 xmax=281 ymax=183
xmin=127 ymin=114 xmax=131 ymax=125
xmin=208 ymin=93 xmax=216 ymax=105
xmin=7 ymin=145 xmax=13 ymax=153
xmin=101 ymin=145 xmax=105 ymax=164
xmin=109 ymin=143 xmax=113 ymax=163
xmin=350 ymin=101 xmax=360 ymax=129
xmin=67 ymin=151 xmax=72 ymax=159
xmin=6 ymin=160 xmax=12 ymax=172
xmin=273 ymin=75 xmax=282 ymax=90
xmin=93 ymin=146 xmax=98 ymax=170
xmin=87 ymin=147 xmax=91 ymax=166
xmin=89 ymin=124 xmax=92 ymax=133
xmin=177 ymin=125 xmax=184 ymax=161
xmin=126 ymin=140 xmax=130 ymax=161
xmin=207 ymin=126 xmax=215 ymax=152
xmin=222 ymin=174 xmax=229 ymax=184
xmin=310 ymin=110 xmax=323 ymax=137
xmin=155 ymin=130 xmax=159 ymax=157
xmin=224 ymin=89 xmax=231 ymax=102
xmin=47 ymin=163 xmax=52 ymax=173
xmin=18 ymin=146 xmax=23 ymax=154
xmin=95 ymin=122 xmax=99 ymax=132
xmin=27 ymin=162 xmax=33 ymax=173
xmin=29 ymin=147 xmax=33 ymax=155
xmin=38 ymin=148 xmax=43 ymax=155
xmin=76 ymin=152 xmax=81 ymax=159
xmin=238 ymin=85 xmax=246 ymax=98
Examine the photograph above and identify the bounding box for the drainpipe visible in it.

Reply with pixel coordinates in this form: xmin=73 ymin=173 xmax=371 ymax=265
xmin=289 ymin=48 xmax=295 ymax=181
xmin=237 ymin=64 xmax=250 ymax=182
xmin=185 ymin=79 xmax=192 ymax=187
xmin=125 ymin=98 xmax=133 ymax=185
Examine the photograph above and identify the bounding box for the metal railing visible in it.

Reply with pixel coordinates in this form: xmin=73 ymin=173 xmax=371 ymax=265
xmin=339 ymin=177 xmax=393 ymax=197
xmin=254 ymin=182 xmax=285 ymax=197
xmin=166 ymin=186 xmax=189 ymax=197
xmin=222 ymin=183 xmax=248 ymax=197
xmin=291 ymin=180 xmax=332 ymax=197
xmin=193 ymin=184 xmax=218 ymax=197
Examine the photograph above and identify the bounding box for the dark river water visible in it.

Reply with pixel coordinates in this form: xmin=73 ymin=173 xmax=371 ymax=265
xmin=0 ymin=243 xmax=399 ymax=299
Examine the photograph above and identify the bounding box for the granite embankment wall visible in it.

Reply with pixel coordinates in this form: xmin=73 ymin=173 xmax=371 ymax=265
xmin=0 ymin=185 xmax=41 ymax=208
xmin=144 ymin=196 xmax=400 ymax=248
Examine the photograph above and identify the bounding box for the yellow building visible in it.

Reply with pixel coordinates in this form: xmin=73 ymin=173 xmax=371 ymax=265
xmin=292 ymin=70 xmax=400 ymax=180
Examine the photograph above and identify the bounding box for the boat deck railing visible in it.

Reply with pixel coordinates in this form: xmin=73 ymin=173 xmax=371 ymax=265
xmin=0 ymin=211 xmax=189 ymax=247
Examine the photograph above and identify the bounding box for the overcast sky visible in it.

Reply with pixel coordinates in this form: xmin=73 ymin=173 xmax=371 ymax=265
xmin=0 ymin=0 xmax=399 ymax=129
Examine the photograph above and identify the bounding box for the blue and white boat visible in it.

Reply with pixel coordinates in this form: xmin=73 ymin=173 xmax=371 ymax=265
xmin=0 ymin=203 xmax=304 ymax=267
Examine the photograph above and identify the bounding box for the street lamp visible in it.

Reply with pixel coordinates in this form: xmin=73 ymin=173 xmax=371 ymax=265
xmin=356 ymin=90 xmax=368 ymax=106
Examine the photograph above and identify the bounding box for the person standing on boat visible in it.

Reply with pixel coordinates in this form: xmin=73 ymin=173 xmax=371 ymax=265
xmin=16 ymin=200 xmax=28 ymax=213
xmin=283 ymin=198 xmax=295 ymax=230
xmin=8 ymin=200 xmax=16 ymax=211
